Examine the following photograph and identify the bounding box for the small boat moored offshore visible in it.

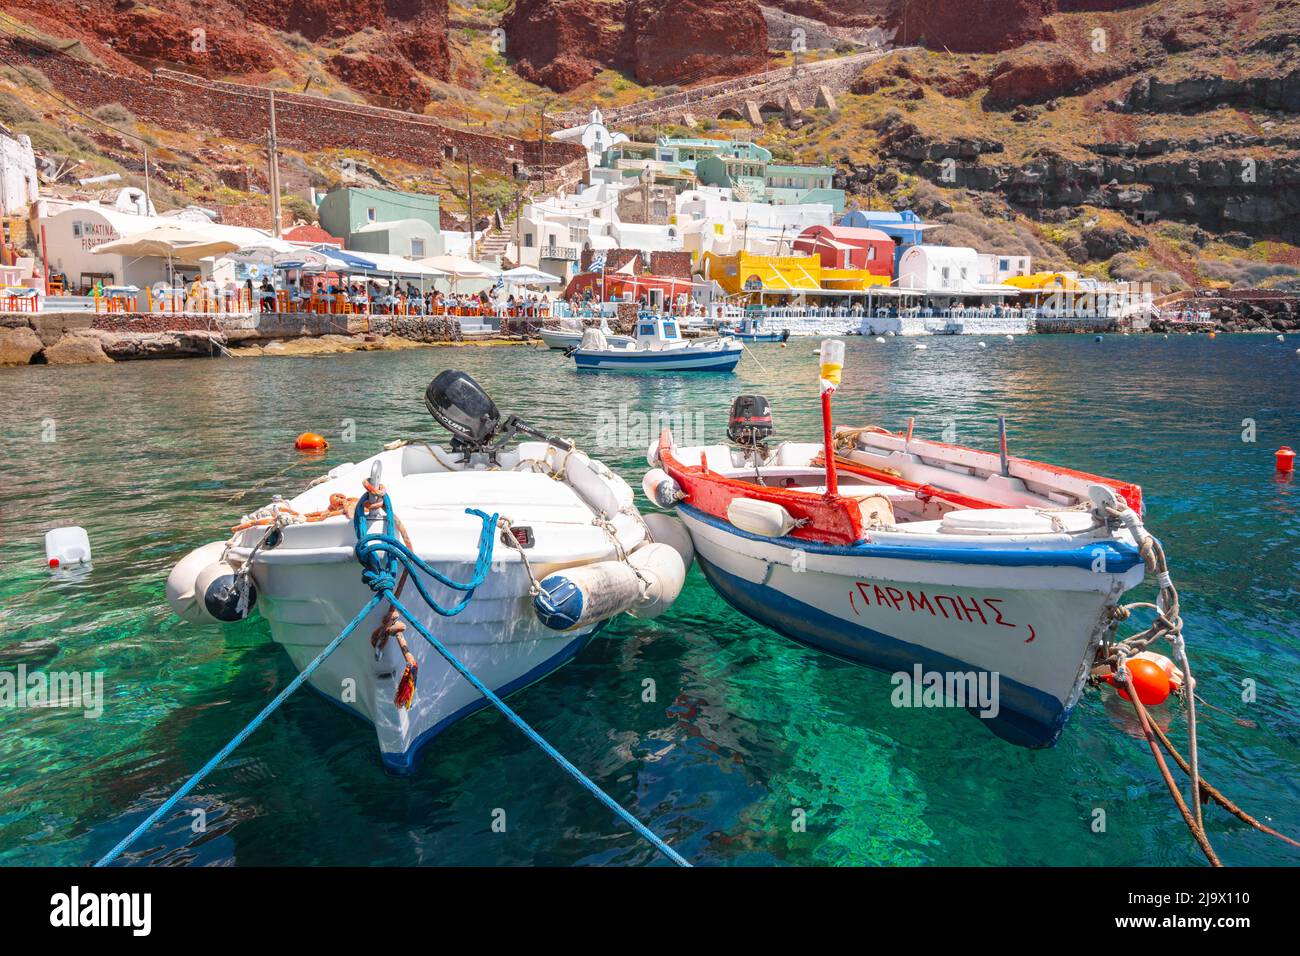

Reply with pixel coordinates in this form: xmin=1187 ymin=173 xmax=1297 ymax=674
xmin=720 ymin=313 xmax=791 ymax=343
xmin=644 ymin=349 xmax=1172 ymax=748
xmin=570 ymin=314 xmax=743 ymax=372
xmin=166 ymin=371 xmax=690 ymax=772
xmin=538 ymin=315 xmax=634 ymax=350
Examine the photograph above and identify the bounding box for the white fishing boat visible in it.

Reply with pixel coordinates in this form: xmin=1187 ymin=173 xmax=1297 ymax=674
xmin=538 ymin=315 xmax=633 ymax=350
xmin=643 ymin=346 xmax=1160 ymax=747
xmin=571 ymin=315 xmax=743 ymax=372
xmin=166 ymin=371 xmax=688 ymax=773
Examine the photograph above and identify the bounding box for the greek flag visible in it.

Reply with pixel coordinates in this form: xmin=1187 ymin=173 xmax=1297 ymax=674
xmin=492 ymin=275 xmax=504 ymax=294
xmin=587 ymin=252 xmax=607 ymax=273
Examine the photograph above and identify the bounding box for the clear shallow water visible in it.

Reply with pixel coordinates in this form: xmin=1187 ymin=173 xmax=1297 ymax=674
xmin=1 ymin=334 xmax=1298 ymax=867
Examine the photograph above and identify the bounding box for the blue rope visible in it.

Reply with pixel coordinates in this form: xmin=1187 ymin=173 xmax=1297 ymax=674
xmin=95 ymin=593 xmax=385 ymax=867
xmin=352 ymin=495 xmax=496 ymax=616
xmin=354 ymin=491 xmax=688 ymax=865
xmin=385 ymin=590 xmax=690 ymax=867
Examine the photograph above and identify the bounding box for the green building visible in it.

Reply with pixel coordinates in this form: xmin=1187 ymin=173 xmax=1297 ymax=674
xmin=601 ymin=137 xmax=844 ymax=212
xmin=317 ymin=187 xmax=442 ymax=254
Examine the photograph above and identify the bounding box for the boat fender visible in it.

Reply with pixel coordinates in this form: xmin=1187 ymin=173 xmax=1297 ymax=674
xmin=192 ymin=559 xmax=257 ymax=623
xmin=533 ymin=560 xmax=642 ymax=631
xmin=165 ymin=541 xmax=229 ymax=623
xmin=641 ymin=468 xmax=683 ymax=510
xmin=727 ymin=497 xmax=798 ymax=538
xmin=642 ymin=512 xmax=694 ymax=571
xmin=625 ymin=542 xmax=687 ymax=620
xmin=566 ymin=451 xmax=624 ymax=519
xmin=646 ymin=440 xmax=662 ymax=469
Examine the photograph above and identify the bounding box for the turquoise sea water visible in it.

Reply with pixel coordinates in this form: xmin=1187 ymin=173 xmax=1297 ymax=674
xmin=1 ymin=334 xmax=1298 ymax=867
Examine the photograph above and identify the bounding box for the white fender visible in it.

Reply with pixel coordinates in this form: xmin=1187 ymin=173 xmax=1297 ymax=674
xmin=193 ymin=558 xmax=257 ymax=623
xmin=626 ymin=542 xmax=686 ymax=620
xmin=166 ymin=541 xmax=228 ymax=623
xmin=727 ymin=497 xmax=798 ymax=538
xmin=565 ymin=451 xmax=624 ymax=519
xmin=642 ymin=512 xmax=694 ymax=572
xmin=533 ymin=560 xmax=642 ymax=631
xmin=641 ymin=468 xmax=682 ymax=510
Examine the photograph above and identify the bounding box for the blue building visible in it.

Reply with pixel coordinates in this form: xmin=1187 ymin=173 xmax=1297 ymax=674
xmin=838 ymin=210 xmax=934 ymax=269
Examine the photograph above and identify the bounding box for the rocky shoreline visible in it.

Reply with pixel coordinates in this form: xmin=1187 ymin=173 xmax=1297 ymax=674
xmin=0 ymin=311 xmax=532 ymax=367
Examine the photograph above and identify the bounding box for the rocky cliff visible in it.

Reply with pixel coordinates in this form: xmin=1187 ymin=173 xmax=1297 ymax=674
xmin=4 ymin=0 xmax=450 ymax=96
xmin=502 ymin=0 xmax=770 ymax=92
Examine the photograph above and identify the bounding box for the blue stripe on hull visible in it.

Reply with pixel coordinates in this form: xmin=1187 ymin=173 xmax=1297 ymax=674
xmin=679 ymin=503 xmax=1143 ymax=573
xmin=573 ymin=351 xmax=740 ymax=372
xmin=694 ymin=555 xmax=1072 ymax=747
xmin=308 ymin=628 xmax=599 ymax=774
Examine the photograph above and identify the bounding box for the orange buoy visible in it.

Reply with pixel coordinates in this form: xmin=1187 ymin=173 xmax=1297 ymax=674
xmin=1113 ymin=657 xmax=1171 ymax=706
xmin=295 ymin=432 xmax=328 ymax=451
xmin=1277 ymin=446 xmax=1296 ymax=474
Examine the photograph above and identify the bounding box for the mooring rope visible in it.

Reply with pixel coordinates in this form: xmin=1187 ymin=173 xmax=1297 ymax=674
xmin=353 ymin=487 xmax=689 ymax=867
xmin=95 ymin=592 xmax=384 ymax=867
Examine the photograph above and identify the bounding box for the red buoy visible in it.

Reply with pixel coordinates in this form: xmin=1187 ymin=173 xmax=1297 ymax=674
xmin=295 ymin=432 xmax=328 ymax=451
xmin=1277 ymin=446 xmax=1295 ymax=474
xmin=1114 ymin=658 xmax=1171 ymax=706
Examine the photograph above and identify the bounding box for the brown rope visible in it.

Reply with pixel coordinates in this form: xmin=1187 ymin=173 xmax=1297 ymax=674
xmin=1124 ymin=684 xmax=1222 ymax=866
xmin=1149 ymin=715 xmax=1300 ymax=850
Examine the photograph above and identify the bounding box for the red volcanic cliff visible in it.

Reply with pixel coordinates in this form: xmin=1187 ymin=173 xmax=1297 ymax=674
xmin=503 ymin=0 xmax=770 ymax=92
xmin=3 ymin=0 xmax=449 ymax=84
xmin=888 ymin=0 xmax=1056 ymax=53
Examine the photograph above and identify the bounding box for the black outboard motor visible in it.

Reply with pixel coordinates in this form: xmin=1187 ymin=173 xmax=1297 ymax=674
xmin=425 ymin=369 xmax=501 ymax=454
xmin=426 ymin=369 xmax=575 ymax=460
xmin=728 ymin=394 xmax=773 ymax=448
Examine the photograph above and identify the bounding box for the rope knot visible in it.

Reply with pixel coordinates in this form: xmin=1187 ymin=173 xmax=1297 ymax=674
xmin=362 ymin=568 xmax=398 ymax=594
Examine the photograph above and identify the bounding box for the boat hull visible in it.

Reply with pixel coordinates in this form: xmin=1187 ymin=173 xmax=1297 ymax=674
xmin=678 ymin=504 xmax=1142 ymax=747
xmin=251 ymin=554 xmax=598 ymax=773
xmin=539 ymin=328 xmax=633 ymax=350
xmin=573 ymin=347 xmax=742 ymax=372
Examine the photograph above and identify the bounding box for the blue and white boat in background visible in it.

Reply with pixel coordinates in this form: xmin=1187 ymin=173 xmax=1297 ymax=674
xmin=721 ymin=313 xmax=790 ymax=343
xmin=570 ymin=315 xmax=743 ymax=372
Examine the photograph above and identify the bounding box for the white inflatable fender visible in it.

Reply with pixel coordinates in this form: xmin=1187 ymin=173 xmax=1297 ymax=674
xmin=641 ymin=467 xmax=682 ymax=510
xmin=727 ymin=497 xmax=799 ymax=538
xmin=626 ymin=541 xmax=687 ymax=620
xmin=166 ymin=541 xmax=229 ymax=623
xmin=533 ymin=560 xmax=642 ymax=631
xmin=642 ymin=512 xmax=694 ymax=572
xmin=565 ymin=451 xmax=627 ymax=519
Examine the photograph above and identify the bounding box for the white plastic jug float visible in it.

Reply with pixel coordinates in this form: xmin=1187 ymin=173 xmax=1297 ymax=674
xmin=45 ymin=526 xmax=92 ymax=569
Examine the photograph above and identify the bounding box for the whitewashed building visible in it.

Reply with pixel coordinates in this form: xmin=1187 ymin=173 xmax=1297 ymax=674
xmin=549 ymin=109 xmax=629 ymax=170
xmin=0 ymin=131 xmax=38 ymax=217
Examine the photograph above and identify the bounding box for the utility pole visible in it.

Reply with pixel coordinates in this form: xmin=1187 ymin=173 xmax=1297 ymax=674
xmin=142 ymin=143 xmax=152 ymax=213
xmin=267 ymin=90 xmax=283 ymax=237
xmin=539 ymin=101 xmax=548 ymax=186
xmin=466 ymin=153 xmax=476 ymax=261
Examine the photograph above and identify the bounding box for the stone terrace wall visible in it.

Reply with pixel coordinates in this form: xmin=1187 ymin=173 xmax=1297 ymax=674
xmin=5 ymin=39 xmax=582 ymax=175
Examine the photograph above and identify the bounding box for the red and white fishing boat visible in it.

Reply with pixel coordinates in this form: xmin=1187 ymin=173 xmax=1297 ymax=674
xmin=644 ymin=342 xmax=1161 ymax=746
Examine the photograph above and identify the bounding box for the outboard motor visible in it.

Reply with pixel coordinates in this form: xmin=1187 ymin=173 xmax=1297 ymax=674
xmin=426 ymin=369 xmax=575 ymax=461
xmin=425 ymin=369 xmax=502 ymax=456
xmin=728 ymin=394 xmax=773 ymax=448
xmin=729 ymin=394 xmax=773 ymax=480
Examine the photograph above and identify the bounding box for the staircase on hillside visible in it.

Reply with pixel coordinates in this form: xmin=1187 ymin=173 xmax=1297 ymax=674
xmin=474 ymin=227 xmax=510 ymax=265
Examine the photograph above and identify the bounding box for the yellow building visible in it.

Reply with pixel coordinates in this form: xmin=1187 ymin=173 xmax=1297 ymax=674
xmin=699 ymin=251 xmax=889 ymax=298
